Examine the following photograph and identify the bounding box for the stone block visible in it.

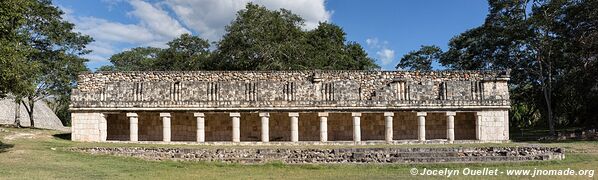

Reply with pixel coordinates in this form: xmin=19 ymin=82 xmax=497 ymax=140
xmin=383 ymin=112 xmax=394 ymax=117
xmin=126 ymin=113 xmax=138 ymax=117
xmin=193 ymin=113 xmax=205 ymax=117
xmin=159 ymin=113 xmax=171 ymax=117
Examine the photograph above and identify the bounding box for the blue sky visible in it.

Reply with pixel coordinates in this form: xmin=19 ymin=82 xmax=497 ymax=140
xmin=54 ymin=0 xmax=489 ymax=70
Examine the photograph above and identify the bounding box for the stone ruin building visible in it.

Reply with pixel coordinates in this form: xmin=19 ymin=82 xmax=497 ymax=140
xmin=70 ymin=70 xmax=510 ymax=144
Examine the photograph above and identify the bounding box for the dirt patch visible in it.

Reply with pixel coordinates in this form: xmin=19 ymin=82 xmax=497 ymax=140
xmin=3 ymin=131 xmax=45 ymax=141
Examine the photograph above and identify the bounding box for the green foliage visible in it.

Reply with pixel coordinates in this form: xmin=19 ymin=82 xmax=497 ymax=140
xmin=103 ymin=47 xmax=162 ymax=71
xmin=0 ymin=0 xmax=92 ymax=126
xmin=103 ymin=3 xmax=378 ymax=72
xmin=215 ymin=3 xmax=378 ymax=70
xmin=305 ymin=23 xmax=378 ymax=70
xmin=399 ymin=0 xmax=598 ymax=132
xmin=215 ymin=3 xmax=307 ymax=70
xmin=155 ymin=34 xmax=211 ymax=71
xmin=100 ymin=34 xmax=212 ymax=71
xmin=0 ymin=0 xmax=34 ymax=98
xmin=396 ymin=45 xmax=442 ymax=70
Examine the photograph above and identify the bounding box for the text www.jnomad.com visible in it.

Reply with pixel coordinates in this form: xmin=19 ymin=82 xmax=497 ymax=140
xmin=410 ymin=167 xmax=595 ymax=178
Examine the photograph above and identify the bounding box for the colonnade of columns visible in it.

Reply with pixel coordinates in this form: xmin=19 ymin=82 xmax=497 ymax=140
xmin=99 ymin=111 xmax=479 ymax=143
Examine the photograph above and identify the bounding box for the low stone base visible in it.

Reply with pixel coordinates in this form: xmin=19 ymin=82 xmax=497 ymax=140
xmin=102 ymin=139 xmax=510 ymax=145
xmin=70 ymin=146 xmax=563 ymax=164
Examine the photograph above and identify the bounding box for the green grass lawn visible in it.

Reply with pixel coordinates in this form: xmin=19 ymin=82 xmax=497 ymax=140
xmin=0 ymin=127 xmax=597 ymax=180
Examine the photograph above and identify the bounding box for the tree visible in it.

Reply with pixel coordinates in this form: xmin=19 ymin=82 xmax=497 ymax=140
xmin=306 ymin=23 xmax=378 ymax=70
xmin=1 ymin=0 xmax=35 ymax=127
xmin=155 ymin=34 xmax=211 ymax=71
xmin=1 ymin=0 xmax=92 ymax=127
xmin=215 ymin=3 xmax=307 ymax=70
xmin=344 ymin=42 xmax=378 ymax=70
xmin=401 ymin=0 xmax=598 ymax=134
xmin=100 ymin=34 xmax=212 ymax=71
xmin=100 ymin=47 xmax=161 ymax=71
xmin=105 ymin=3 xmax=377 ymax=71
xmin=396 ymin=45 xmax=442 ymax=70
xmin=215 ymin=3 xmax=378 ymax=70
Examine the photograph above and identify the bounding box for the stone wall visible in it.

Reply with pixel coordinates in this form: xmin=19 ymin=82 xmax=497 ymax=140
xmin=328 ymin=113 xmax=353 ymax=141
xmin=106 ymin=113 xmax=128 ymax=141
xmin=454 ymin=112 xmax=476 ymax=140
xmin=70 ymin=70 xmax=510 ymax=111
xmin=394 ymin=112 xmax=418 ymax=140
xmin=71 ymin=112 xmax=101 ymax=142
xmin=70 ymin=146 xmax=565 ymax=164
xmin=361 ymin=113 xmax=385 ymax=140
xmin=172 ymin=113 xmax=196 ymax=141
xmin=298 ymin=113 xmax=319 ymax=141
xmin=426 ymin=113 xmax=447 ymax=139
xmin=138 ymin=112 xmax=162 ymax=141
xmin=479 ymin=110 xmax=509 ymax=140
xmin=205 ymin=113 xmax=231 ymax=141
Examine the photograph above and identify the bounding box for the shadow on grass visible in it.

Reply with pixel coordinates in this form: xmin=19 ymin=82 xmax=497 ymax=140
xmin=0 ymin=141 xmax=14 ymax=153
xmin=53 ymin=133 xmax=71 ymax=141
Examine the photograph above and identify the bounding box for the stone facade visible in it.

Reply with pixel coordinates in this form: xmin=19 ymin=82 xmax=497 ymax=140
xmin=70 ymin=70 xmax=510 ymax=143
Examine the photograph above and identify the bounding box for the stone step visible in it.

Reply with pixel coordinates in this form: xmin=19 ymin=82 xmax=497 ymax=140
xmin=70 ymin=146 xmax=565 ymax=164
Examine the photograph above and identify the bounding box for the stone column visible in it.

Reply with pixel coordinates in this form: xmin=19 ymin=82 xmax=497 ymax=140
xmin=446 ymin=112 xmax=456 ymax=143
xmin=99 ymin=113 xmax=107 ymax=141
xmin=289 ymin=113 xmax=300 ymax=142
xmin=160 ymin=113 xmax=171 ymax=142
xmin=352 ymin=112 xmax=361 ymax=142
xmin=318 ymin=112 xmax=328 ymax=142
xmin=126 ymin=113 xmax=138 ymax=142
xmin=476 ymin=112 xmax=483 ymax=140
xmin=259 ymin=112 xmax=270 ymax=142
xmin=417 ymin=112 xmax=427 ymax=141
xmin=384 ymin=112 xmax=394 ymax=143
xmin=194 ymin=113 xmax=205 ymax=143
xmin=230 ymin=112 xmax=241 ymax=142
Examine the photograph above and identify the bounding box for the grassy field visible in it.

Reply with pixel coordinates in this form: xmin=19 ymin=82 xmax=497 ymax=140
xmin=0 ymin=127 xmax=597 ymax=179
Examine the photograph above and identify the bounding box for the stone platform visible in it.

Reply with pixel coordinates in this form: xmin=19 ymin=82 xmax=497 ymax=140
xmin=70 ymin=146 xmax=564 ymax=164
xmin=102 ymin=139 xmax=510 ymax=145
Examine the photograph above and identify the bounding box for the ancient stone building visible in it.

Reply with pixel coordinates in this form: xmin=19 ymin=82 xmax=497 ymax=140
xmin=70 ymin=70 xmax=510 ymax=143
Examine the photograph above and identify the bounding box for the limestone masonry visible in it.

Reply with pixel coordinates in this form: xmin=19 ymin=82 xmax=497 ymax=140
xmin=71 ymin=147 xmax=563 ymax=164
xmin=70 ymin=70 xmax=511 ymax=143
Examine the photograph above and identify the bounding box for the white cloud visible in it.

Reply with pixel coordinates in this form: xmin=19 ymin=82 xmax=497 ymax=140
xmin=366 ymin=37 xmax=395 ymax=66
xmin=376 ymin=48 xmax=395 ymax=65
xmin=257 ymin=0 xmax=331 ymax=30
xmin=165 ymin=0 xmax=331 ymax=40
xmin=61 ymin=0 xmax=191 ymax=65
xmin=60 ymin=0 xmax=331 ymax=68
xmin=365 ymin=38 xmax=378 ymax=47
xmin=83 ymin=54 xmax=110 ymax=63
xmin=128 ymin=0 xmax=191 ymax=39
xmin=86 ymin=41 xmax=115 ymax=56
xmin=74 ymin=16 xmax=156 ymax=43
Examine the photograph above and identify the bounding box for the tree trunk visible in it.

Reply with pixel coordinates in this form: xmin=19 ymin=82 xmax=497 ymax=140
xmin=14 ymin=99 xmax=21 ymax=128
xmin=22 ymin=97 xmax=35 ymax=128
xmin=537 ymin=49 xmax=555 ymax=136
xmin=27 ymin=99 xmax=35 ymax=128
xmin=543 ymin=86 xmax=555 ymax=135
